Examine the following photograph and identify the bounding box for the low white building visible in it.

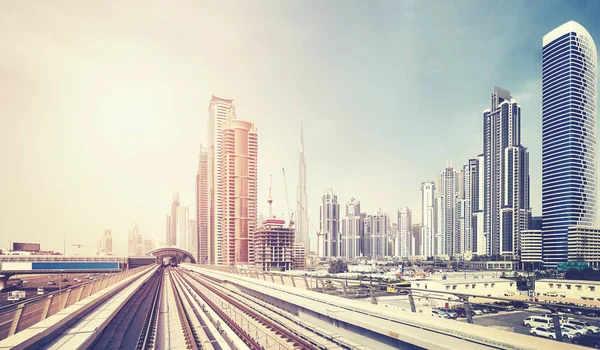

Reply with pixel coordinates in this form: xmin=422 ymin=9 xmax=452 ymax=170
xmin=535 ymin=279 xmax=600 ymax=301
xmin=411 ymin=278 xmax=518 ymax=298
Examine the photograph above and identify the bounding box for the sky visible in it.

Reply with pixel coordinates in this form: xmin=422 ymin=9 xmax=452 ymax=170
xmin=1 ymin=0 xmax=599 ymax=255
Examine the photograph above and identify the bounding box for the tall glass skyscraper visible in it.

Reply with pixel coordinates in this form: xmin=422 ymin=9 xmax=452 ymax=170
xmin=542 ymin=21 xmax=597 ymax=267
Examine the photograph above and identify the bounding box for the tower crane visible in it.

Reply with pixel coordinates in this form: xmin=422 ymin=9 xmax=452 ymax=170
xmin=72 ymin=244 xmax=84 ymax=256
xmin=282 ymin=168 xmax=294 ymax=228
xmin=296 ymin=199 xmax=324 ymax=258
xmin=268 ymin=174 xmax=274 ymax=219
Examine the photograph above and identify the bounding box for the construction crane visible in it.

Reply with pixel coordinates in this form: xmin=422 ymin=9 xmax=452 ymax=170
xmin=296 ymin=199 xmax=324 ymax=258
xmin=282 ymin=168 xmax=294 ymax=228
xmin=268 ymin=174 xmax=274 ymax=218
xmin=72 ymin=244 xmax=83 ymax=256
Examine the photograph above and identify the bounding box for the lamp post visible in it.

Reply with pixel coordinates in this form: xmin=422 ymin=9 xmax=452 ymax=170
xmin=60 ymin=235 xmax=68 ymax=255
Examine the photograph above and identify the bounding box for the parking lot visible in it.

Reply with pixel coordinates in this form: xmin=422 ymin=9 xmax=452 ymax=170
xmin=459 ymin=309 xmax=600 ymax=345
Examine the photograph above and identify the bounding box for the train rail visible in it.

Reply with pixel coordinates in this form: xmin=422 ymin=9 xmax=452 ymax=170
xmin=91 ymin=268 xmax=163 ymax=350
xmin=176 ymin=268 xmax=319 ymax=350
xmin=167 ymin=269 xmax=202 ymax=350
xmin=136 ymin=267 xmax=163 ymax=350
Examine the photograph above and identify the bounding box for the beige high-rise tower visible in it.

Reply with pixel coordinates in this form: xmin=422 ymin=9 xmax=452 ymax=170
xmin=206 ymin=95 xmax=258 ymax=266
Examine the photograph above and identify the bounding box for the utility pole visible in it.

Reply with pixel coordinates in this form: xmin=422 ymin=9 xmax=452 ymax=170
xmin=60 ymin=235 xmax=68 ymax=255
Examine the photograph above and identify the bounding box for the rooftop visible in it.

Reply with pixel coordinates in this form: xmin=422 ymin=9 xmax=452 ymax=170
xmin=537 ymin=279 xmax=600 ymax=286
xmin=416 ymin=278 xmax=510 ymax=285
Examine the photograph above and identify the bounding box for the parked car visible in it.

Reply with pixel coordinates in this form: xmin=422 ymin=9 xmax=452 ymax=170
xmin=470 ymin=308 xmax=484 ymax=315
xmin=523 ymin=316 xmax=554 ymax=328
xmin=529 ymin=327 xmax=563 ymax=340
xmin=510 ymin=301 xmax=529 ymax=309
xmin=7 ymin=291 xmax=26 ymax=302
xmin=452 ymin=308 xmax=467 ymax=318
xmin=566 ymin=320 xmax=600 ymax=334
xmin=561 ymin=324 xmax=586 ymax=337
xmin=438 ymin=308 xmax=458 ymax=319
xmin=47 ymin=281 xmax=56 ymax=285
xmin=557 ymin=326 xmax=580 ymax=339
xmin=584 ymin=310 xmax=599 ymax=318
xmin=572 ymin=335 xmax=600 ymax=348
xmin=37 ymin=287 xmax=45 ymax=295
xmin=432 ymin=309 xmax=450 ymax=319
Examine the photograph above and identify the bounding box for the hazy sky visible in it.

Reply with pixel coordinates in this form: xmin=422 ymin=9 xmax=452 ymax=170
xmin=1 ymin=0 xmax=599 ymax=255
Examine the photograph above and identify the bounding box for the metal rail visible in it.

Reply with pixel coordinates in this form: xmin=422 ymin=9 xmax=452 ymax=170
xmin=180 ymin=269 xmax=318 ymax=350
xmin=167 ymin=270 xmax=200 ymax=350
xmin=136 ymin=270 xmax=163 ymax=350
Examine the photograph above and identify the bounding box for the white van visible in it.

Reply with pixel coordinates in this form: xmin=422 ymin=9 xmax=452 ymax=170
xmin=523 ymin=316 xmax=553 ymax=328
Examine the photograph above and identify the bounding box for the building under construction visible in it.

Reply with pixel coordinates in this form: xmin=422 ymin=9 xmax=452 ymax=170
xmin=292 ymin=243 xmax=307 ymax=270
xmin=254 ymin=219 xmax=294 ymax=271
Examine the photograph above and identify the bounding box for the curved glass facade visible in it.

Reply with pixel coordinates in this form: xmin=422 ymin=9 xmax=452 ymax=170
xmin=542 ymin=21 xmax=597 ymax=267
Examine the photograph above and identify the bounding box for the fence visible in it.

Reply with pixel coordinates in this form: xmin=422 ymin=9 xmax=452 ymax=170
xmin=0 ymin=265 xmax=152 ymax=341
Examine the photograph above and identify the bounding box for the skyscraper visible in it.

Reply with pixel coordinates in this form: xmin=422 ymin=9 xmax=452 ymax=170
xmin=370 ymin=208 xmax=389 ymax=259
xmin=177 ymin=206 xmax=189 ymax=251
xmin=320 ymin=189 xmax=340 ymax=258
xmin=542 ymin=21 xmax=597 ymax=267
xmin=103 ymin=229 xmax=113 ymax=255
xmin=439 ymin=165 xmax=459 ymax=256
xmin=420 ymin=182 xmax=435 ymax=257
xmin=296 ymin=118 xmax=309 ymax=249
xmin=397 ymin=207 xmax=412 ymax=258
xmin=483 ymin=87 xmax=530 ymax=256
xmin=469 ymin=156 xmax=486 ymax=255
xmin=341 ymin=198 xmax=362 ymax=260
xmin=169 ymin=193 xmax=180 ymax=246
xmin=221 ymin=117 xmax=258 ymax=266
xmin=207 ymin=95 xmax=237 ymax=265
xmin=196 ymin=145 xmax=209 ymax=264
xmin=188 ymin=219 xmax=197 ymax=259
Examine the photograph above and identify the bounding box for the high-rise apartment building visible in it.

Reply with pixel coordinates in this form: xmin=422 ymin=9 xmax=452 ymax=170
xmin=483 ymin=86 xmax=530 ymax=256
xmin=411 ymin=223 xmax=422 ymax=256
xmin=469 ymin=156 xmax=486 ymax=255
xmin=360 ymin=212 xmax=370 ymax=257
xmin=188 ymin=219 xmax=197 ymax=259
xmin=320 ymin=189 xmax=340 ymax=258
xmin=207 ymin=95 xmax=237 ymax=265
xmin=296 ymin=118 xmax=309 ymax=248
xmin=221 ymin=117 xmax=258 ymax=266
xmin=458 ymin=164 xmax=472 ymax=253
xmin=103 ymin=229 xmax=113 ymax=255
xmin=420 ymin=182 xmax=435 ymax=257
xmin=196 ymin=145 xmax=209 ymax=264
xmin=439 ymin=165 xmax=459 ymax=256
xmin=176 ymin=206 xmax=189 ymax=251
xmin=397 ymin=207 xmax=412 ymax=258
xmin=169 ymin=193 xmax=180 ymax=246
xmin=341 ymin=198 xmax=362 ymax=260
xmin=542 ymin=21 xmax=597 ymax=267
xmin=369 ymin=208 xmax=389 ymax=259
xmin=205 ymin=95 xmax=258 ymax=266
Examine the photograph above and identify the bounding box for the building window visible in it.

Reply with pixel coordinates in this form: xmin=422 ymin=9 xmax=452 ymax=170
xmin=557 ymin=284 xmax=562 ymax=289
xmin=452 ymin=285 xmax=457 ymax=290
xmin=567 ymin=285 xmax=571 ymax=290
xmin=510 ymin=283 xmax=514 ymax=287
xmin=491 ymin=283 xmax=495 ymax=288
xmin=472 ymin=284 xmax=476 ymax=289
xmin=577 ymin=285 xmax=582 ymax=290
xmin=446 ymin=286 xmax=450 ymax=290
xmin=590 ymin=286 xmax=595 ymax=291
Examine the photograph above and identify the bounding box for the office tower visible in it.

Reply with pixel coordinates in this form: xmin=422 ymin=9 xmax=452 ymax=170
xmin=520 ymin=230 xmax=543 ymax=271
xmin=369 ymin=208 xmax=389 ymax=259
xmin=500 ymin=145 xmax=530 ymax=256
xmin=188 ymin=219 xmax=197 ymax=259
xmin=207 ymin=95 xmax=237 ymax=265
xmin=165 ymin=215 xmax=170 ymax=247
xmin=341 ymin=198 xmax=362 ymax=260
xmin=176 ymin=206 xmax=189 ymax=251
xmin=129 ymin=222 xmax=141 ymax=256
xmin=360 ymin=212 xmax=369 ymax=257
xmin=412 ymin=223 xmax=422 ymax=256
xmin=458 ymin=164 xmax=472 ymax=254
xmin=397 ymin=207 xmax=412 ymax=258
xmin=434 ymin=192 xmax=444 ymax=256
xmin=221 ymin=117 xmax=258 ymax=266
xmin=142 ymin=237 xmax=155 ymax=255
xmin=420 ymin=182 xmax=435 ymax=257
xmin=320 ymin=189 xmax=340 ymax=258
xmin=296 ymin=118 xmax=309 ymax=248
xmin=567 ymin=227 xmax=600 ymax=269
xmin=169 ymin=193 xmax=180 ymax=246
xmin=255 ymin=218 xmax=294 ymax=271
xmin=196 ymin=145 xmax=209 ymax=264
xmin=483 ymin=86 xmax=530 ymax=256
xmin=542 ymin=21 xmax=597 ymax=267
xmin=469 ymin=156 xmax=486 ymax=255
xmin=387 ymin=225 xmax=396 ymax=258
xmin=103 ymin=230 xmax=113 ymax=255
xmin=438 ymin=165 xmax=459 ymax=256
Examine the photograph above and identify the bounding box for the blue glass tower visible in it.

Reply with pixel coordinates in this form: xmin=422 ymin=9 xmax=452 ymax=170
xmin=542 ymin=21 xmax=597 ymax=267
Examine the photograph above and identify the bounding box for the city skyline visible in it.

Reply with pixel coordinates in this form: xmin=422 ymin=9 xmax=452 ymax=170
xmin=2 ymin=1 xmax=600 ymax=255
